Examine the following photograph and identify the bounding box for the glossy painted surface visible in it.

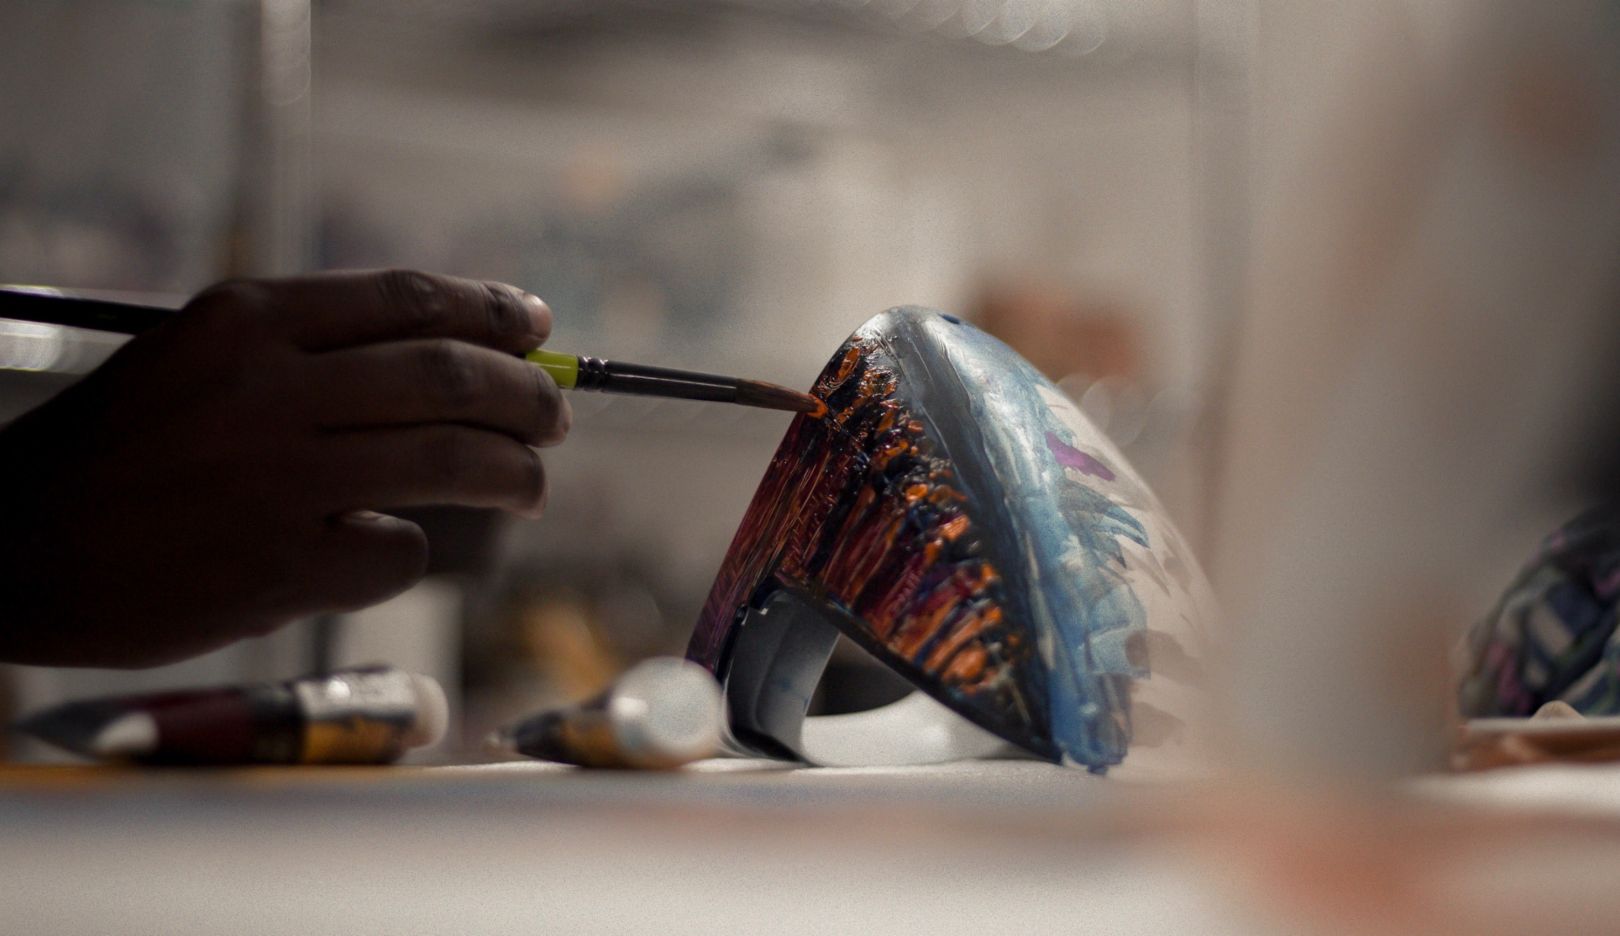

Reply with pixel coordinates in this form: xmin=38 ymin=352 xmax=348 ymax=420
xmin=689 ymin=308 xmax=1216 ymax=770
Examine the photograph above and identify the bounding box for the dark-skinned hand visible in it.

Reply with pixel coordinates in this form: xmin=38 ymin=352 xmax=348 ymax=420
xmin=0 ymin=270 xmax=570 ymax=667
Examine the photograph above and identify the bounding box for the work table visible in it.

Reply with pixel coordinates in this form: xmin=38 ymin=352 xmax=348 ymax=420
xmin=2 ymin=758 xmax=1618 ymax=934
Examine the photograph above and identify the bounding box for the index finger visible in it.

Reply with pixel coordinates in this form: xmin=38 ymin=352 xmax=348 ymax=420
xmin=270 ymin=269 xmax=552 ymax=353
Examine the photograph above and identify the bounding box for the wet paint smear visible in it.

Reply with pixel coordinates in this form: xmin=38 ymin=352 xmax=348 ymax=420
xmin=688 ymin=336 xmax=1049 ymax=754
xmin=1044 ymin=431 xmax=1116 ymax=481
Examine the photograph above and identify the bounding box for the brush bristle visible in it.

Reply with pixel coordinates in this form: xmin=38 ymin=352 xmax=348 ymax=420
xmin=735 ymin=379 xmax=825 ymax=416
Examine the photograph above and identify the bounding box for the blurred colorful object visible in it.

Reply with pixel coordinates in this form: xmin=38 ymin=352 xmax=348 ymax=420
xmin=1459 ymin=506 xmax=1620 ymax=718
xmin=687 ymin=307 xmax=1216 ymax=771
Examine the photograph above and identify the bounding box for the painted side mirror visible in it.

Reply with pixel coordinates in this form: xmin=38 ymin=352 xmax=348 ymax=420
xmin=687 ymin=307 xmax=1218 ymax=773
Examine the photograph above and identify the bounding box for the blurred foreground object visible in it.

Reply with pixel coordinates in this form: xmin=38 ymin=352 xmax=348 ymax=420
xmin=1455 ymin=700 xmax=1620 ymax=771
xmin=1459 ymin=506 xmax=1620 ymax=719
xmin=1216 ymin=1 xmax=1620 ymax=780
xmin=687 ymin=308 xmax=1218 ymax=773
xmin=15 ymin=665 xmax=447 ymax=765
xmin=490 ymin=657 xmax=721 ymax=770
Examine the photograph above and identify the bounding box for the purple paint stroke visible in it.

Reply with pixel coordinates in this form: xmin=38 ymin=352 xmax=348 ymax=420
xmin=1045 ymin=431 xmax=1115 ymax=482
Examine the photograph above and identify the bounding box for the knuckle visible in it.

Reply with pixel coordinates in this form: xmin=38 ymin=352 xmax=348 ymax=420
xmin=478 ymin=282 xmax=529 ymax=343
xmin=187 ymin=278 xmax=271 ymax=330
xmin=377 ymin=268 xmax=449 ymax=334
xmin=424 ymin=427 xmax=472 ymax=491
xmin=193 ymin=278 xmax=270 ymax=313
xmin=419 ymin=340 xmax=485 ymax=410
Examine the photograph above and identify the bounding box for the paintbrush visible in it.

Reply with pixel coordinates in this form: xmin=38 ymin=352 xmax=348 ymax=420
xmin=0 ymin=285 xmax=825 ymax=417
xmin=523 ymin=349 xmax=823 ymax=415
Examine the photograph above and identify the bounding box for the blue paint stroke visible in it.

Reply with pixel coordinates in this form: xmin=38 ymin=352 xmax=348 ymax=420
xmin=941 ymin=320 xmax=1150 ymax=767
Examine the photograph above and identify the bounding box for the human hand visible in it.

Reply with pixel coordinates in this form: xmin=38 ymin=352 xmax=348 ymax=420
xmin=0 ymin=270 xmax=570 ymax=667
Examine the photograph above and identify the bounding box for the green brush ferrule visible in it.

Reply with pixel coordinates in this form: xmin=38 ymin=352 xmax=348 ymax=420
xmin=525 ymin=349 xmax=581 ymax=389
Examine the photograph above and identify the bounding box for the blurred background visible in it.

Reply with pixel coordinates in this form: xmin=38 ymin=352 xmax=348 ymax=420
xmin=15 ymin=0 xmax=1614 ymax=777
xmin=0 ymin=0 xmax=1251 ymax=760
xmin=6 ymin=7 xmax=1620 ymax=932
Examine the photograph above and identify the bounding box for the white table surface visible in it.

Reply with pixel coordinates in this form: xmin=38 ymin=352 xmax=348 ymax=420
xmin=3 ymin=758 xmax=1620 ymax=935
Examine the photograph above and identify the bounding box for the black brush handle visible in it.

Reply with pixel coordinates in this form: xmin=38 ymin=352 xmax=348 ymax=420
xmin=0 ymin=287 xmax=173 ymax=336
xmin=0 ymin=286 xmax=811 ymax=413
xmin=604 ymin=358 xmax=737 ymax=388
xmin=572 ymin=354 xmax=740 ymax=404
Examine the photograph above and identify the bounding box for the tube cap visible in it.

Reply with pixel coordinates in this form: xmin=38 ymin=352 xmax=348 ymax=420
xmin=404 ymin=673 xmax=450 ymax=748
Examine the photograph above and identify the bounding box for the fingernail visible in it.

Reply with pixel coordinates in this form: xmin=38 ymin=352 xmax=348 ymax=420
xmin=522 ymin=293 xmax=551 ymax=334
xmin=547 ymin=397 xmax=573 ymax=446
xmin=530 ymin=471 xmax=549 ymax=519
